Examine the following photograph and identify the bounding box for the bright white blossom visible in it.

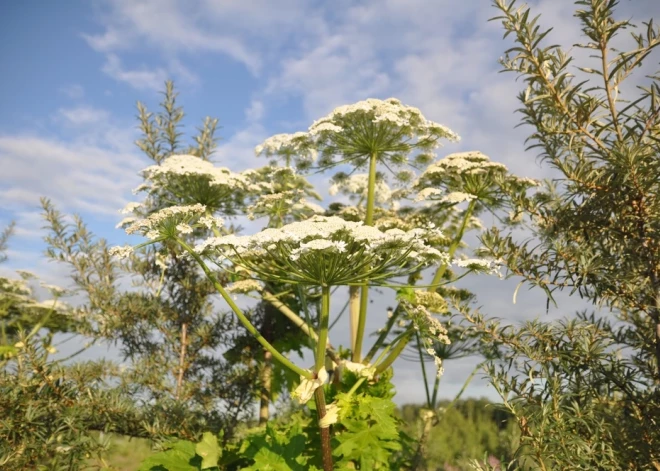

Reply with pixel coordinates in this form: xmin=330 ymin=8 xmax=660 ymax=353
xmin=421 ymin=151 xmax=507 ymax=177
xmin=195 ymin=216 xmax=447 ymax=286
xmin=254 ymin=132 xmax=318 ymax=166
xmin=329 ymin=174 xmax=393 ymax=204
xmin=292 ymin=367 xmax=328 ymax=404
xmin=120 ymin=202 xmax=143 ymax=214
xmin=414 ymin=188 xmax=443 ymax=202
xmin=225 ymin=279 xmax=263 ymax=294
xmin=109 ymin=245 xmax=134 ymax=259
xmin=123 ymin=204 xmax=207 ymax=238
xmin=341 ymin=360 xmax=376 ymax=380
xmin=309 ymin=98 xmax=459 ymax=144
xmin=403 ymin=302 xmax=450 ymax=378
xmin=290 ymin=239 xmax=347 ymax=261
xmin=142 ymin=154 xmax=249 ymax=189
xmin=453 ymin=258 xmax=503 ymax=277
xmin=319 ymin=401 xmax=340 ymax=428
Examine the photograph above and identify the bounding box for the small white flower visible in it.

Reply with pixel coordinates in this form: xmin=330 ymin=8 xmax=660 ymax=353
xmin=109 ymin=245 xmax=134 ymax=259
xmin=292 ymin=368 xmax=328 ymax=404
xmin=319 ymin=401 xmax=340 ymax=428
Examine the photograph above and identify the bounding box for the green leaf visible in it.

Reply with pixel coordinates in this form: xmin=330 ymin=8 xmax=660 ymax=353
xmin=242 ymin=448 xmax=295 ymax=471
xmin=138 ymin=440 xmax=202 ymax=471
xmin=195 ymin=432 xmax=221 ymax=470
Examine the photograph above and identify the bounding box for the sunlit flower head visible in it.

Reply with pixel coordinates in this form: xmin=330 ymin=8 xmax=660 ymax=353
xmin=308 ymin=98 xmax=460 ymax=170
xmin=254 ymin=132 xmax=318 ymax=169
xmin=415 ymin=151 xmax=538 ymax=212
xmin=139 ymin=154 xmax=249 ymax=213
xmin=111 ymin=204 xmax=219 ymax=254
xmin=195 ymin=215 xmax=447 ymax=287
xmin=257 ymin=98 xmax=459 ymax=173
xmin=329 ymin=173 xmax=394 ymax=205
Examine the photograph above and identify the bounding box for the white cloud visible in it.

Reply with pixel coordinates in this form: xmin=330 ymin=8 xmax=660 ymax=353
xmin=84 ymin=0 xmax=262 ymax=74
xmin=58 ymin=106 xmax=110 ymax=126
xmin=0 ymin=131 xmax=142 ymax=217
xmin=101 ymin=53 xmax=169 ymax=91
xmin=59 ymin=84 xmax=85 ymax=100
xmin=245 ymin=99 xmax=265 ymax=123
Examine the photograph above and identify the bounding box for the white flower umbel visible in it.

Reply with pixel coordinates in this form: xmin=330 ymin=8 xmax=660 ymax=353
xmin=341 ymin=360 xmax=376 ymax=380
xmin=196 ymin=215 xmax=447 ymax=287
xmin=453 ymin=257 xmax=503 ymax=277
xmin=329 ymin=173 xmax=393 ymax=204
xmin=225 ymin=279 xmax=263 ymax=294
xmin=415 ymin=151 xmax=538 ymax=211
xmin=111 ymin=204 xmax=217 ymax=256
xmin=243 ymin=165 xmax=324 ymax=225
xmin=254 ymin=132 xmax=318 ymax=169
xmin=308 ymin=97 xmax=459 ymax=169
xmin=247 ymin=189 xmax=324 ymax=222
xmin=402 ymin=302 xmax=451 ymax=378
xmin=139 ymin=154 xmax=249 ymax=212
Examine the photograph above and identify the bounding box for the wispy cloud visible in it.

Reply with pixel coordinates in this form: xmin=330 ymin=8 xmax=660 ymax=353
xmin=101 ymin=54 xmax=169 ymax=91
xmin=57 ymin=105 xmax=110 ymax=126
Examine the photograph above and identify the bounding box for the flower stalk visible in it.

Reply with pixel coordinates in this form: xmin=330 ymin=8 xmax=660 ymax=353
xmin=177 ymin=238 xmax=312 ymax=379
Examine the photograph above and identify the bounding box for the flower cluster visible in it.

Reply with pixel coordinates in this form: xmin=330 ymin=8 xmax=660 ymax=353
xmin=329 ymin=173 xmax=394 ymax=205
xmin=110 ymin=204 xmax=216 ymax=259
xmin=413 ymin=291 xmax=448 ymax=314
xmin=137 ymin=154 xmax=249 ymax=213
xmin=257 ymin=98 xmax=460 ymax=172
xmin=254 ymin=133 xmax=318 ymax=169
xmin=415 ymin=151 xmax=539 ymax=211
xmin=225 ymin=279 xmax=263 ymax=294
xmin=309 ymin=98 xmax=459 ymax=143
xmin=246 ymin=189 xmax=324 ymax=222
xmin=453 ymin=257 xmax=503 ymax=277
xmin=142 ymin=154 xmax=249 ymax=189
xmin=402 ymin=302 xmax=451 ymax=377
xmin=195 ymin=216 xmax=447 ymax=287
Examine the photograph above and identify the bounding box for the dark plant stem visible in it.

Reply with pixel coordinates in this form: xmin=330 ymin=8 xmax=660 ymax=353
xmin=315 ymin=387 xmax=334 ymax=471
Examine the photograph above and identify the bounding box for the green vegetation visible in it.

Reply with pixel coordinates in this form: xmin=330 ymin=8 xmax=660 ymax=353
xmin=1 ymin=0 xmax=659 ymax=469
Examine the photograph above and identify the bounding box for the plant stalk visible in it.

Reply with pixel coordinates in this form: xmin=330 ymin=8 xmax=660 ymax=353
xmin=177 ymin=238 xmax=312 ymax=379
xmin=315 ymin=386 xmax=334 ymax=471
xmin=316 ymin=286 xmax=331 ymax=373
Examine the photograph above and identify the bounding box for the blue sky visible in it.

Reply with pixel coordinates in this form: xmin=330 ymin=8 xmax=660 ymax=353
xmin=2 ymin=0 xmax=659 ymax=405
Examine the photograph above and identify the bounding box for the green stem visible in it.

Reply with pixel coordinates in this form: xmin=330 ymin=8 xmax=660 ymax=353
xmin=375 ymin=332 xmax=412 ymax=374
xmin=346 ymin=377 xmax=367 ymax=397
xmin=416 ymin=332 xmax=432 ymax=408
xmin=352 ymin=284 xmax=369 ymax=362
xmin=429 ymin=200 xmax=476 ymax=289
xmin=177 ymin=238 xmax=312 ymax=379
xmin=365 ymin=152 xmax=378 ymax=226
xmin=316 ymin=286 xmax=331 ymax=373
xmin=364 ymin=201 xmax=478 ymax=379
xmin=352 ymin=152 xmax=379 ymax=362
xmin=431 ymin=373 xmax=441 ymax=409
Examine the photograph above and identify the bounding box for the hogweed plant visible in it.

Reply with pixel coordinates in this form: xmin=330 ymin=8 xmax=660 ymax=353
xmin=110 ymin=95 xmax=538 ymax=469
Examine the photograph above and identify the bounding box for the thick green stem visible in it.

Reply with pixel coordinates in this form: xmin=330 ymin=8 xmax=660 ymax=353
xmin=351 ymin=152 xmax=379 ymax=362
xmin=177 ymin=239 xmax=312 ymax=379
xmin=316 ymin=286 xmax=331 ymax=373
xmin=352 ymin=284 xmax=369 ymax=362
xmin=365 ymin=152 xmax=378 ymax=225
xmin=375 ymin=332 xmax=412 ymax=374
xmin=348 ymin=285 xmax=360 ymax=352
xmin=430 ymin=200 xmax=476 ymax=289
